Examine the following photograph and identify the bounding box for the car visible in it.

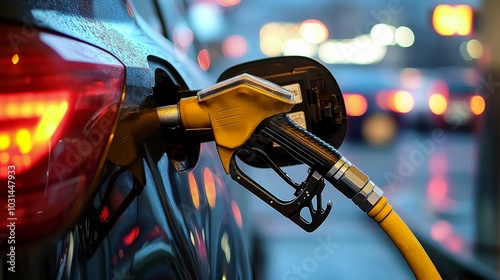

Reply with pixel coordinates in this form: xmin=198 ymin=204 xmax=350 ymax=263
xmin=0 ymin=0 xmax=253 ymax=279
xmin=425 ymin=67 xmax=483 ymax=130
xmin=330 ymin=65 xmax=481 ymax=146
xmin=330 ymin=66 xmax=406 ymax=146
xmin=395 ymin=66 xmax=483 ymax=132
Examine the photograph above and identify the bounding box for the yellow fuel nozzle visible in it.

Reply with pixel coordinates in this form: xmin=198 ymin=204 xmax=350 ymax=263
xmin=178 ymin=74 xmax=294 ymax=173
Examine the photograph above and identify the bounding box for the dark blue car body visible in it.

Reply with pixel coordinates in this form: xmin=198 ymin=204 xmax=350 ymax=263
xmin=0 ymin=1 xmax=252 ymax=279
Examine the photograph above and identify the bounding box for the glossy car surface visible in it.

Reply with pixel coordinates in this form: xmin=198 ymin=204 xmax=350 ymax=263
xmin=0 ymin=0 xmax=252 ymax=279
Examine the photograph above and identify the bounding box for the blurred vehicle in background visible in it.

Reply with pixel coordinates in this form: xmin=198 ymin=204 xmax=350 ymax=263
xmin=331 ymin=66 xmax=402 ymax=146
xmin=426 ymin=67 xmax=484 ymax=130
xmin=395 ymin=66 xmax=484 ymax=132
xmin=337 ymin=65 xmax=484 ymax=146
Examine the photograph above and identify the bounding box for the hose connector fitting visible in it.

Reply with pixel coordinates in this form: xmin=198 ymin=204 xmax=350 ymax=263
xmin=325 ymin=157 xmax=383 ymax=212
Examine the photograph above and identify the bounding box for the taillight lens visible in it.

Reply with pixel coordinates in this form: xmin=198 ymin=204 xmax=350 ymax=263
xmin=0 ymin=24 xmax=124 ymax=246
xmin=0 ymin=91 xmax=69 ymax=176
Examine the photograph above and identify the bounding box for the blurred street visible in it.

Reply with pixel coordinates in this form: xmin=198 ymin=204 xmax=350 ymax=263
xmin=241 ymin=129 xmax=484 ymax=279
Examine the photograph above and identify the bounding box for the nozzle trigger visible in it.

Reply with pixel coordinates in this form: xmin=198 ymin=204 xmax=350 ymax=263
xmin=230 ymin=146 xmax=332 ymax=232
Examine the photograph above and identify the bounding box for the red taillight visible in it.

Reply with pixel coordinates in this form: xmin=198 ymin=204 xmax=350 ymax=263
xmin=0 ymin=24 xmax=124 ymax=246
xmin=390 ymin=90 xmax=414 ymax=113
xmin=428 ymin=93 xmax=448 ymax=115
xmin=428 ymin=79 xmax=450 ymax=116
xmin=378 ymin=90 xmax=414 ymax=113
xmin=0 ymin=91 xmax=69 ymax=176
xmin=469 ymin=95 xmax=485 ymax=115
xmin=343 ymin=93 xmax=368 ymax=117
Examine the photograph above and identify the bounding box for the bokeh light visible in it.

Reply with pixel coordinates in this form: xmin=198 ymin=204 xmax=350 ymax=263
xmin=428 ymin=93 xmax=448 ymax=115
xmin=459 ymin=41 xmax=473 ymax=61
xmin=188 ymin=172 xmax=200 ymax=210
xmin=400 ymin=68 xmax=422 ymax=89
xmin=370 ymin=23 xmax=396 ymax=46
xmin=197 ymin=49 xmax=211 ymax=71
xmin=172 ymin=23 xmax=194 ymax=49
xmin=361 ymin=114 xmax=397 ymax=146
xmin=203 ymin=167 xmax=217 ymax=209
xmin=188 ymin=3 xmax=224 ymax=42
xmin=300 ymin=19 xmax=329 ymax=44
xmin=344 ymin=94 xmax=368 ymax=117
xmin=395 ymin=26 xmax=415 ymax=48
xmin=467 ymin=39 xmax=483 ymax=59
xmin=0 ymin=134 xmax=10 ymax=150
xmin=232 ymin=201 xmax=243 ymax=228
xmin=11 ymin=54 xmax=19 ymax=65
xmin=282 ymin=38 xmax=314 ymax=57
xmin=430 ymin=220 xmax=452 ymax=242
xmin=390 ymin=90 xmax=414 ymax=113
xmin=432 ymin=4 xmax=473 ymax=36
xmin=260 ymin=23 xmax=285 ymax=56
xmin=469 ymin=95 xmax=485 ymax=115
xmin=318 ymin=36 xmax=387 ymax=65
xmin=222 ymin=35 xmax=248 ymax=58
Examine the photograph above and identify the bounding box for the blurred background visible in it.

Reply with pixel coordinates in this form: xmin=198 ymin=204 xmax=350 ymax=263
xmin=133 ymin=0 xmax=500 ymax=279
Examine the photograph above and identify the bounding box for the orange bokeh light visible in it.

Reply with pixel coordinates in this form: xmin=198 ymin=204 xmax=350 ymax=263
xmin=203 ymin=167 xmax=217 ymax=209
xmin=11 ymin=54 xmax=19 ymax=65
xmin=428 ymin=93 xmax=448 ymax=115
xmin=343 ymin=93 xmax=368 ymax=117
xmin=390 ymin=90 xmax=414 ymax=113
xmin=469 ymin=95 xmax=485 ymax=115
xmin=433 ymin=5 xmax=473 ymax=36
xmin=188 ymin=172 xmax=200 ymax=210
xmin=231 ymin=200 xmax=243 ymax=228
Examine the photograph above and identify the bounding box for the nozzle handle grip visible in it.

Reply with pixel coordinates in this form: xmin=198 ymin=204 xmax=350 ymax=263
xmin=258 ymin=114 xmax=343 ymax=179
xmin=229 ymin=113 xmax=338 ymax=232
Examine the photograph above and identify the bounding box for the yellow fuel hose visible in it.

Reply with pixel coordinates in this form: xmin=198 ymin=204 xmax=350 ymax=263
xmin=368 ymin=196 xmax=441 ymax=280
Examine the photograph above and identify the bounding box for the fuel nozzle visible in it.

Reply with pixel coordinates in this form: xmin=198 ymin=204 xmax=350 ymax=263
xmin=156 ymin=73 xmax=382 ymax=232
xmin=157 ymin=74 xmax=294 ymax=172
